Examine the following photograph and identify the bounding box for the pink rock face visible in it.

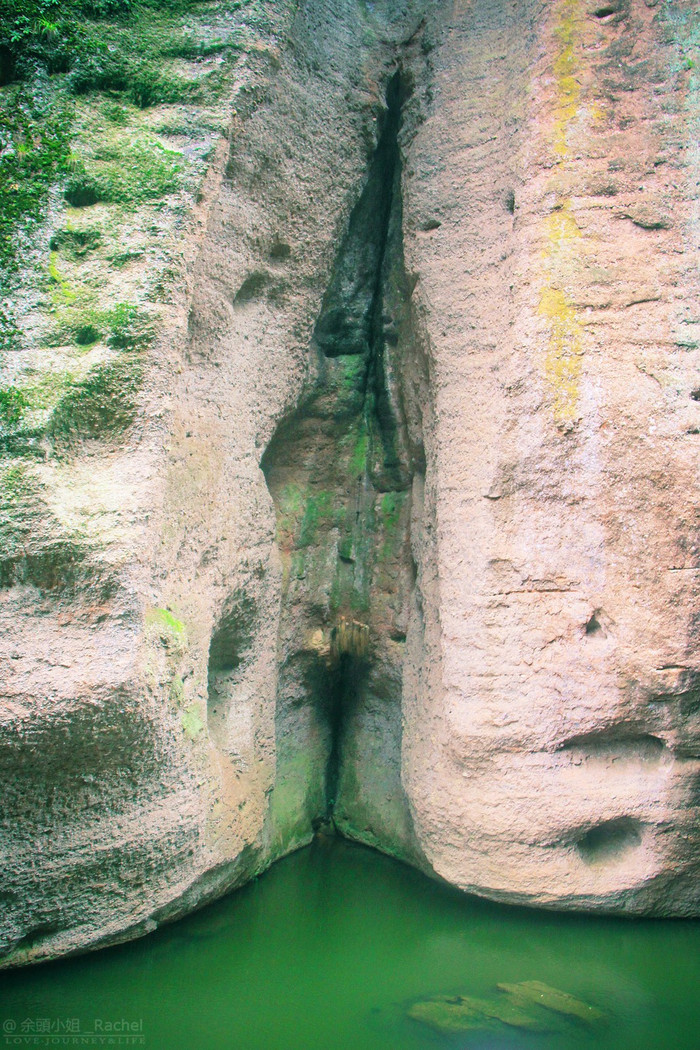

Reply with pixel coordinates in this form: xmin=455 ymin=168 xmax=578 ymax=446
xmin=400 ymin=0 xmax=700 ymax=912
xmin=0 ymin=0 xmax=698 ymax=968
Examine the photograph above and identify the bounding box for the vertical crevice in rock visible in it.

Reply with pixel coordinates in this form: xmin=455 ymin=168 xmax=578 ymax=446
xmin=321 ymin=652 xmax=366 ymax=823
xmin=261 ymin=67 xmax=426 ymax=858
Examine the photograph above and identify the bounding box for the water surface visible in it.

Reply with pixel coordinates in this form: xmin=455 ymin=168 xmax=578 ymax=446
xmin=1 ymin=838 xmax=698 ymax=1049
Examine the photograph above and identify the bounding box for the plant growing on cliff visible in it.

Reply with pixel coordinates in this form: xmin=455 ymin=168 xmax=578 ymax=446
xmin=0 ymin=0 xmax=235 ymax=280
xmin=0 ymin=387 xmax=28 ymax=431
xmin=0 ymin=86 xmax=71 ymax=275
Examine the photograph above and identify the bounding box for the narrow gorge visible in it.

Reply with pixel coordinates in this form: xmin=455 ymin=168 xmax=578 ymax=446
xmin=0 ymin=0 xmax=699 ymax=972
xmin=261 ymin=68 xmax=428 ymax=860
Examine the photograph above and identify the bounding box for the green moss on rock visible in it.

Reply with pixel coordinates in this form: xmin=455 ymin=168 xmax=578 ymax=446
xmin=49 ymin=226 xmax=102 ymax=257
xmin=145 ymin=606 xmax=187 ymax=650
xmin=497 ymin=981 xmax=606 ymax=1025
xmin=181 ymin=702 xmax=204 ymax=740
xmin=0 ymin=539 xmax=86 ymax=590
xmin=0 ymin=388 xmax=28 ymax=431
xmin=48 ymin=357 xmax=143 ymax=444
xmin=298 ymin=491 xmax=333 ymax=548
xmin=408 ymin=994 xmax=557 ymax=1035
xmin=64 ymin=137 xmax=183 ymax=207
xmin=169 ymin=673 xmax=185 ymax=706
xmin=0 ymin=85 xmax=71 ymax=276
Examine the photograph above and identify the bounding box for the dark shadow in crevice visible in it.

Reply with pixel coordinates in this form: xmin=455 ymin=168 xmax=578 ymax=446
xmin=321 ymin=652 xmax=369 ymax=823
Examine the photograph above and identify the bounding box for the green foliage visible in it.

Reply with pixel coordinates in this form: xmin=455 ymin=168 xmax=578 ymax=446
xmin=64 ymin=138 xmax=183 ymax=206
xmin=49 ymin=225 xmax=101 ymax=257
xmin=0 ymin=0 xmax=237 ymax=104
xmin=0 ymin=306 xmax=23 ymax=355
xmin=101 ymin=100 xmax=129 ymax=123
xmin=68 ymin=44 xmax=199 ymax=108
xmin=48 ymin=300 xmax=153 ymax=351
xmin=106 ymin=302 xmax=153 ymax=349
xmin=0 ymin=85 xmax=71 ymax=273
xmin=0 ymin=1 xmax=79 ymax=83
xmin=0 ymin=0 xmax=243 ymax=283
xmin=0 ymin=1 xmax=128 ymax=84
xmin=0 ymin=387 xmax=28 ymax=429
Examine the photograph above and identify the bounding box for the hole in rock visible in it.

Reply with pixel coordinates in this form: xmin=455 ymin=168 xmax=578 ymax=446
xmin=74 ymin=325 xmax=101 ymax=346
xmin=690 ymin=388 xmax=700 ymax=402
xmin=584 ymin=610 xmax=606 ymax=636
xmin=207 ymin=596 xmax=254 ymax=747
xmin=322 ymin=639 xmax=369 ymax=820
xmin=234 ymin=272 xmax=269 ymax=304
xmin=63 ymin=181 xmax=100 ymax=208
xmin=560 ymin=729 xmax=666 ymax=760
xmin=14 ymin=922 xmax=62 ymax=953
xmin=0 ymin=45 xmax=16 ymax=86
xmin=576 ymin=817 xmax=643 ymax=864
xmin=592 ymin=5 xmax=618 ymax=16
xmin=269 ymin=237 xmax=291 ymax=260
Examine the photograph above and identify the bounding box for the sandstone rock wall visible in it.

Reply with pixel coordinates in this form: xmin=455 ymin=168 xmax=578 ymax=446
xmin=1 ymin=0 xmax=698 ymax=968
xmin=401 ymin=0 xmax=700 ymax=914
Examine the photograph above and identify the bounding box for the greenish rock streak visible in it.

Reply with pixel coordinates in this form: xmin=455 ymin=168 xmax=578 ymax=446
xmin=497 ymin=980 xmax=607 ymax=1025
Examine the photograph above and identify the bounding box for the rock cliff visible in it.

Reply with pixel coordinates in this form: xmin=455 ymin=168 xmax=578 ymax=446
xmin=1 ymin=0 xmax=698 ymax=967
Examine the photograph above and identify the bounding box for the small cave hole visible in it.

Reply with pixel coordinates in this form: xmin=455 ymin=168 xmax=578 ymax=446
xmin=0 ymin=45 xmax=16 ymax=86
xmin=269 ymin=237 xmax=291 ymax=261
xmin=74 ymin=325 xmax=102 ymax=346
xmin=15 ymin=922 xmax=62 ymax=953
xmin=63 ymin=181 xmax=100 ymax=208
xmin=584 ymin=611 xmax=605 ymax=636
xmin=690 ymin=388 xmax=700 ymax=402
xmin=321 ymin=632 xmax=370 ymax=820
xmin=592 ymin=5 xmax=619 ymax=17
xmin=576 ymin=817 xmax=642 ymax=864
xmin=560 ymin=729 xmax=666 ymax=760
xmin=234 ymin=272 xmax=269 ymax=304
xmin=206 ymin=597 xmax=254 ymax=746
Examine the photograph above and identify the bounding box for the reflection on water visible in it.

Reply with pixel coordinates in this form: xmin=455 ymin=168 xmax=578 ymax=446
xmin=1 ymin=837 xmax=698 ymax=1050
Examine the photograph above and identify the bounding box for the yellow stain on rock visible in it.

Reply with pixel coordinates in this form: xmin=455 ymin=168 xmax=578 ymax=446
xmin=539 ymin=0 xmax=586 ymax=427
xmin=552 ymin=0 xmax=582 ymax=158
xmin=544 ymin=201 xmax=581 ymax=252
xmin=538 ymin=287 xmax=583 ymax=425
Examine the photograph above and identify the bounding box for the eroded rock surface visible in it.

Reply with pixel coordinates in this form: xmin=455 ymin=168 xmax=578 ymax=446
xmin=1 ymin=0 xmax=699 ymax=967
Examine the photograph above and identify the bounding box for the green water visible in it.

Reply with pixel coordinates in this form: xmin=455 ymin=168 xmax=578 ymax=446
xmin=1 ymin=838 xmax=699 ymax=1050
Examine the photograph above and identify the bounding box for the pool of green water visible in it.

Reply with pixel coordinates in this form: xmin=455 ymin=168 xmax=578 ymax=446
xmin=1 ymin=838 xmax=699 ymax=1050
